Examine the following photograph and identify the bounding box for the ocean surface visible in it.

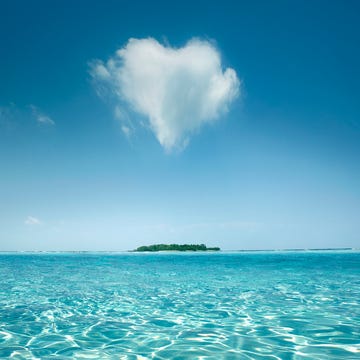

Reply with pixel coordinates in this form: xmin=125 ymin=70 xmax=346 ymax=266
xmin=0 ymin=251 xmax=359 ymax=359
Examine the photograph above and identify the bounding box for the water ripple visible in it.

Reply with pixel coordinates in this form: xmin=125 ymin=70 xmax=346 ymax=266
xmin=0 ymin=252 xmax=359 ymax=359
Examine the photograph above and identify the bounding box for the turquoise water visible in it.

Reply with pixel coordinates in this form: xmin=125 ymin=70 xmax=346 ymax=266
xmin=0 ymin=251 xmax=359 ymax=359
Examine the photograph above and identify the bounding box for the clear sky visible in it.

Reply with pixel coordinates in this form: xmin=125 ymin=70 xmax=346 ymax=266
xmin=1 ymin=0 xmax=359 ymax=251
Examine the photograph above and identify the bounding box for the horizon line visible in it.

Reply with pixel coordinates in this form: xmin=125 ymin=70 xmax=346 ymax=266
xmin=0 ymin=247 xmax=358 ymax=254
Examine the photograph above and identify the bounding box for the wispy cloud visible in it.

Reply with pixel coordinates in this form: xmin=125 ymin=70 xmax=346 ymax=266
xmin=91 ymin=37 xmax=240 ymax=151
xmin=30 ymin=105 xmax=55 ymax=126
xmin=1 ymin=103 xmax=56 ymax=131
xmin=25 ymin=216 xmax=42 ymax=226
xmin=114 ymin=105 xmax=134 ymax=137
xmin=0 ymin=103 xmax=19 ymax=132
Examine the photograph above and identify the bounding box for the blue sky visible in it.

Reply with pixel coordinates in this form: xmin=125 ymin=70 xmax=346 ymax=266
xmin=1 ymin=0 xmax=359 ymax=251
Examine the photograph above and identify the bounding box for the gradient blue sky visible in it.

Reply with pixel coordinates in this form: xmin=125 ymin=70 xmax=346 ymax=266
xmin=1 ymin=0 xmax=359 ymax=251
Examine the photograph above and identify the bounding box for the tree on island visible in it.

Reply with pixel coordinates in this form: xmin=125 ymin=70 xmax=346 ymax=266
xmin=134 ymin=243 xmax=220 ymax=252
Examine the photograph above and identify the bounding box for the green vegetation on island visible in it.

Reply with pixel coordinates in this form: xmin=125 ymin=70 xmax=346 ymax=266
xmin=134 ymin=244 xmax=220 ymax=252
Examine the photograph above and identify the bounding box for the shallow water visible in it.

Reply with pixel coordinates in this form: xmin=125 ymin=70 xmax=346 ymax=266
xmin=0 ymin=251 xmax=359 ymax=359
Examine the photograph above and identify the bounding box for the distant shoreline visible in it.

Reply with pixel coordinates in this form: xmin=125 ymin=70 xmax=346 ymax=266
xmin=133 ymin=244 xmax=221 ymax=252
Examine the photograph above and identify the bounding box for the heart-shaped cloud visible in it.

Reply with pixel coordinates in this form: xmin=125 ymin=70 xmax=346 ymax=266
xmin=91 ymin=38 xmax=240 ymax=151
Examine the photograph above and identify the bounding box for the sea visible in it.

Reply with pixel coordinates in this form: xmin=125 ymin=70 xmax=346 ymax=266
xmin=0 ymin=251 xmax=359 ymax=359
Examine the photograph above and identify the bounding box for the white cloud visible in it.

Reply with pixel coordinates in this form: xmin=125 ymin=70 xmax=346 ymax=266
xmin=91 ymin=38 xmax=240 ymax=151
xmin=25 ymin=216 xmax=42 ymax=226
xmin=30 ymin=105 xmax=55 ymax=126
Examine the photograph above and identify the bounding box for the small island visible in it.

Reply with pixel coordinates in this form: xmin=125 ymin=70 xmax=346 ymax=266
xmin=133 ymin=243 xmax=220 ymax=252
